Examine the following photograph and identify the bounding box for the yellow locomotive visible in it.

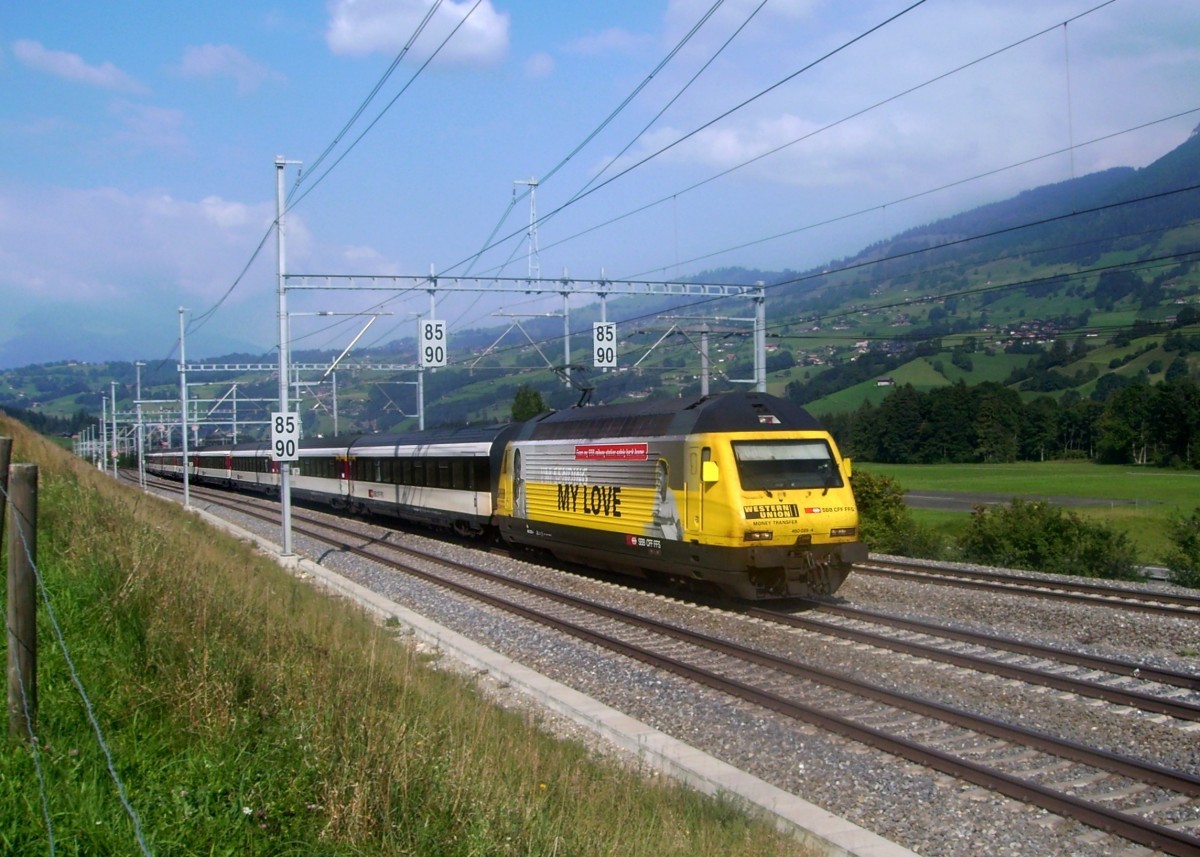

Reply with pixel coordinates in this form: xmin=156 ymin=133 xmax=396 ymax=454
xmin=497 ymin=392 xmax=865 ymax=599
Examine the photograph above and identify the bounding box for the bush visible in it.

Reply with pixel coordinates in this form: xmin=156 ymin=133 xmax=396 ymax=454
xmin=1162 ymin=507 xmax=1200 ymax=588
xmin=852 ymin=470 xmax=944 ymax=559
xmin=957 ymin=499 xmax=1140 ymax=580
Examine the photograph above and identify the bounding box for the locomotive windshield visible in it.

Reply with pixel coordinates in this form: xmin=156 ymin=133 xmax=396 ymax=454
xmin=731 ymin=439 xmax=842 ymax=491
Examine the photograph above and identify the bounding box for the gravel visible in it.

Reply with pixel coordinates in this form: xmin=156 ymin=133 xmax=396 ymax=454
xmin=183 ymin=493 xmax=1200 ymax=857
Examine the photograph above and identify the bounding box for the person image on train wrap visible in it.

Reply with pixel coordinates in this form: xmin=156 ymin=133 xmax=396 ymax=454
xmin=649 ymin=458 xmax=681 ymax=540
xmin=512 ymin=448 xmax=527 ymax=518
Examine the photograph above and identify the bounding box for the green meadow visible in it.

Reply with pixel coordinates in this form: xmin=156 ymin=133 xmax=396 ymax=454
xmin=858 ymin=459 xmax=1200 ymax=563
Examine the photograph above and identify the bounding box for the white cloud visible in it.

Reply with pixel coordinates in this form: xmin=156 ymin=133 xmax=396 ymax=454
xmin=325 ymin=0 xmax=509 ymax=65
xmin=176 ymin=44 xmax=286 ymax=95
xmin=524 ymin=51 xmax=554 ymax=80
xmin=562 ymin=27 xmax=652 ymax=57
xmin=12 ymin=39 xmax=148 ymax=93
xmin=0 ymin=186 xmax=279 ymax=305
xmin=110 ymin=101 xmax=191 ymax=154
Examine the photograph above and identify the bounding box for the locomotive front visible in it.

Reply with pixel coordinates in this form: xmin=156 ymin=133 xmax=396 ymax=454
xmin=497 ymin=392 xmax=866 ymax=599
xmin=686 ymin=423 xmax=866 ymax=597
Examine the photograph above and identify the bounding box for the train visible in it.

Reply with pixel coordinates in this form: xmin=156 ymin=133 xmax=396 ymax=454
xmin=144 ymin=391 xmax=866 ymax=600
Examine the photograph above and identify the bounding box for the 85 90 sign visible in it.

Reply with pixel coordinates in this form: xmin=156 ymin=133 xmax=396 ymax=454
xmin=270 ymin=412 xmax=299 ymax=461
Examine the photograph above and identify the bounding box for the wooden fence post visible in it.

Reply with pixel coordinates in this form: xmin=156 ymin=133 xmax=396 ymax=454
xmin=7 ymin=462 xmax=37 ymax=742
xmin=0 ymin=437 xmax=9 ymax=554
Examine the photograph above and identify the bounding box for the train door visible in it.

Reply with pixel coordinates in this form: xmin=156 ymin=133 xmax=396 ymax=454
xmin=685 ymin=445 xmax=711 ymax=535
xmin=339 ymin=456 xmax=352 ymax=504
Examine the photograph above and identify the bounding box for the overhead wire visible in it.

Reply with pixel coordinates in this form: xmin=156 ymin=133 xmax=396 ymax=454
xmin=560 ymin=0 xmax=769 ymax=215
xmin=286 ymin=0 xmax=485 ymax=214
xmin=176 ymin=0 xmax=465 ymax=354
xmin=431 ymin=177 xmax=1200 ymax=373
xmin=533 ymin=0 xmax=1125 ymax=279
xmin=452 ymin=0 xmax=731 ymax=280
xmin=441 ymin=0 xmax=933 ymax=276
xmin=626 ymin=106 xmax=1200 ymax=279
xmin=291 ymin=0 xmax=446 ymax=201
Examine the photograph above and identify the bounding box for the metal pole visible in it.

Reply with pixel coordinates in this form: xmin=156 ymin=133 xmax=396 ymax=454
xmin=110 ymin=381 xmax=118 ymax=478
xmin=101 ymin=398 xmax=108 ymax=473
xmin=332 ymin=371 xmax=338 ymax=436
xmin=179 ymin=307 xmax=190 ymax=509
xmin=701 ymin=324 xmax=710 ymax=398
xmin=754 ymin=282 xmax=767 ymax=393
xmin=7 ymin=463 xmax=37 ymax=742
xmin=562 ymin=271 xmax=571 ymax=386
xmin=417 ymin=368 xmax=425 ymax=431
xmin=135 ymin=362 xmax=145 ymax=489
xmin=276 ymin=156 xmax=294 ymax=556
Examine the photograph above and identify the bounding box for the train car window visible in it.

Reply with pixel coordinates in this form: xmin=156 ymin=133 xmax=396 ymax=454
xmin=412 ymin=459 xmax=426 ymax=487
xmin=731 ymin=440 xmax=842 ymax=491
xmin=437 ymin=458 xmax=452 ymax=489
xmin=473 ymin=458 xmax=489 ymax=489
xmin=451 ymin=459 xmax=465 ymax=490
xmin=400 ymin=459 xmax=412 ymax=485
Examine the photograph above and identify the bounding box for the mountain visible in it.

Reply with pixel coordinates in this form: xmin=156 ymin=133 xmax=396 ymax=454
xmin=4 ymin=128 xmax=1199 ymax=434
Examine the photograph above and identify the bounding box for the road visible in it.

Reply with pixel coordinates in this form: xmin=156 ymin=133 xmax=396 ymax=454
xmin=902 ymin=490 xmax=1151 ymax=512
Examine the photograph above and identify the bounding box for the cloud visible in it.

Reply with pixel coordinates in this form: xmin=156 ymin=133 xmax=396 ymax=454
xmin=562 ymin=27 xmax=653 ymax=57
xmin=176 ymin=44 xmax=286 ymax=95
xmin=325 ymin=0 xmax=509 ymax=65
xmin=110 ymin=101 xmax=191 ymax=154
xmin=524 ymin=52 xmax=554 ymax=80
xmin=0 ymin=185 xmax=286 ymax=307
xmin=12 ymin=39 xmax=148 ymax=93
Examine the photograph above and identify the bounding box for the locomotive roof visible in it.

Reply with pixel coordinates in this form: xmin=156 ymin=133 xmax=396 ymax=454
xmin=520 ymin=392 xmax=823 ymax=441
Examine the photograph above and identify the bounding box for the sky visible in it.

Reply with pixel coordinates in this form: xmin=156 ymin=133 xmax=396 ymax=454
xmin=2 ymin=0 xmax=1198 ymax=368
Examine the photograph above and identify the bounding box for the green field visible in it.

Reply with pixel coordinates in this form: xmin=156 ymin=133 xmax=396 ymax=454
xmin=857 ymin=459 xmax=1200 ymax=563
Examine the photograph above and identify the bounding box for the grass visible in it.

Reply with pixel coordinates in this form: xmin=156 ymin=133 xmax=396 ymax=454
xmin=0 ymin=416 xmax=817 ymax=856
xmin=860 ymin=459 xmax=1200 ymax=563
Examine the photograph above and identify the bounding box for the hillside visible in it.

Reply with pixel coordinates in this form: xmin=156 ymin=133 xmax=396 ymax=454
xmin=3 ymin=127 xmax=1198 ymax=440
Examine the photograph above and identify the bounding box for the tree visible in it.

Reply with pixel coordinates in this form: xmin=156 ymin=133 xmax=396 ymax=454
xmin=1152 ymin=377 xmax=1200 ymax=466
xmin=1162 ymin=507 xmax=1200 ymax=588
xmin=958 ymin=499 xmax=1140 ymax=580
xmin=872 ymin=384 xmax=924 ymax=463
xmin=973 ymin=383 xmax=1021 ymax=463
xmin=920 ymin=382 xmax=974 ymax=462
xmin=1097 ymin=382 xmax=1155 ymax=464
xmin=1020 ymin=396 xmax=1060 ymax=462
xmin=511 ymin=384 xmax=547 ymax=422
xmin=851 ymin=470 xmax=942 ymax=558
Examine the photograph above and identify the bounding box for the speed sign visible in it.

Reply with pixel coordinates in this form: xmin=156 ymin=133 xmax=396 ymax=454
xmin=270 ymin=411 xmax=299 ymax=461
xmin=592 ymin=322 xmax=616 ymax=369
xmin=420 ymin=320 xmax=447 ymax=367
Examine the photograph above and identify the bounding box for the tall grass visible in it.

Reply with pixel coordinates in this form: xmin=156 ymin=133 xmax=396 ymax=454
xmin=0 ymin=419 xmax=815 ymax=856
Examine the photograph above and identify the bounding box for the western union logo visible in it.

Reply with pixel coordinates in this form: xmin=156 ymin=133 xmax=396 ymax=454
xmin=743 ymin=504 xmax=799 ymax=519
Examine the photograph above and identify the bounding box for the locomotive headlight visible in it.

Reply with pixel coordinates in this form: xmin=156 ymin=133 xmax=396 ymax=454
xmin=743 ymin=531 xmax=774 ymax=541
xmin=829 ymin=527 xmax=857 ymax=538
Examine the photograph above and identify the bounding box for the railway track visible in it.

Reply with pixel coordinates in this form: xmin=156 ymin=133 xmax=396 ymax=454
xmin=856 ymin=557 xmax=1200 ymax=620
xmin=139 ymin=474 xmax=1200 ymax=855
xmin=749 ymin=603 xmax=1200 ymax=720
